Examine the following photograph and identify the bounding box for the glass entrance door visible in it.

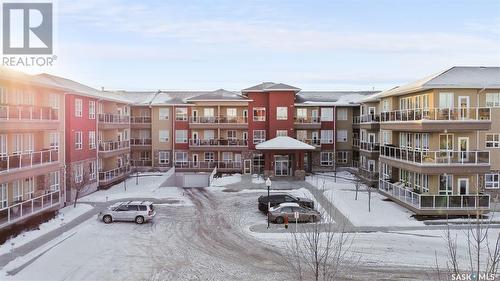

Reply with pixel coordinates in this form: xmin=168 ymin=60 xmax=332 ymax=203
xmin=275 ymin=155 xmax=289 ymax=176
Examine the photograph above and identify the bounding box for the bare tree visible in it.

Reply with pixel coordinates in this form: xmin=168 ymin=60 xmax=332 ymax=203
xmin=68 ymin=164 xmax=93 ymax=208
xmin=354 ymin=175 xmax=362 ymax=201
xmin=366 ymin=184 xmax=372 ymax=212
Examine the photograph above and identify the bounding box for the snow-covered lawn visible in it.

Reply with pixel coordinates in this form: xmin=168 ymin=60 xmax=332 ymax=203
xmin=210 ymin=173 xmax=242 ymax=186
xmin=307 ymin=173 xmax=423 ymax=227
xmin=0 ymin=204 xmax=93 ymax=255
xmin=80 ymin=172 xmax=188 ymax=204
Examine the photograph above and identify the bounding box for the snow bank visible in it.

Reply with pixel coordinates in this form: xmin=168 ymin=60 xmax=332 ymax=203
xmin=0 ymin=204 xmax=93 ymax=255
xmin=210 ymin=173 xmax=242 ymax=187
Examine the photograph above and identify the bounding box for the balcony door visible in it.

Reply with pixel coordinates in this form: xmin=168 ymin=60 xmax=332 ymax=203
xmin=192 ymin=110 xmax=198 ymax=122
xmin=192 ymin=154 xmax=199 ymax=167
xmin=458 ymin=178 xmax=469 ymax=195
xmin=458 ymin=137 xmax=469 ymax=162
xmin=274 ymin=155 xmax=289 ymax=176
xmin=458 ymin=96 xmax=470 ymax=120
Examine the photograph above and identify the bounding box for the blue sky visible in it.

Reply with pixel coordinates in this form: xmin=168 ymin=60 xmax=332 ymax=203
xmin=19 ymin=0 xmax=500 ymax=91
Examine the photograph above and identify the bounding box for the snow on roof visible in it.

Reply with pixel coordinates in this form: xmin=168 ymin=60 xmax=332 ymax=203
xmin=186 ymin=89 xmax=249 ymax=101
xmin=255 ymin=136 xmax=315 ymax=150
xmin=111 ymin=91 xmax=158 ymax=105
xmin=296 ymin=91 xmax=379 ymax=106
xmin=150 ymin=91 xmax=211 ymax=105
xmin=242 ymin=82 xmax=301 ymax=92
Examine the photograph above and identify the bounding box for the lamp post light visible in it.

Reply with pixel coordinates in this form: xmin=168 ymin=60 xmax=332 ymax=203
xmin=266 ymin=177 xmax=272 ymax=229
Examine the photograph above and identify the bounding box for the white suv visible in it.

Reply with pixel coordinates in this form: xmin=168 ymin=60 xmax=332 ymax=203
xmin=98 ymin=201 xmax=156 ymax=224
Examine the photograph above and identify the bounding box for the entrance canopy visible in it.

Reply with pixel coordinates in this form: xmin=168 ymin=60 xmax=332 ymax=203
xmin=255 ymin=136 xmax=315 ymax=150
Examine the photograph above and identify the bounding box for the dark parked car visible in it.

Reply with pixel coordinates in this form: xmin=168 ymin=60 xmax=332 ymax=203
xmin=258 ymin=193 xmax=314 ymax=212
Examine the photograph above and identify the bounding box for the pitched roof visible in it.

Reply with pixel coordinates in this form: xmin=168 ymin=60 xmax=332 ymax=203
xmin=150 ymin=91 xmax=211 ymax=105
xmin=296 ymin=91 xmax=379 ymax=106
xmin=255 ymin=136 xmax=315 ymax=150
xmin=186 ymin=89 xmax=249 ymax=101
xmin=242 ymin=82 xmax=301 ymax=93
xmin=378 ymin=66 xmax=500 ymax=98
xmin=111 ymin=91 xmax=158 ymax=105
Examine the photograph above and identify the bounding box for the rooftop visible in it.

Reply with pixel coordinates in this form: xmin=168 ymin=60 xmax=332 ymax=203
xmin=255 ymin=136 xmax=316 ymax=150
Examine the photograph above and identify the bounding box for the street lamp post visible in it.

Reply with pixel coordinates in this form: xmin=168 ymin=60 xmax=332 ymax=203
xmin=266 ymin=177 xmax=272 ymax=229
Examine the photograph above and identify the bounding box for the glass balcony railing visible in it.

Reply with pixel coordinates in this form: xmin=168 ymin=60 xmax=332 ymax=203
xmin=360 ymin=142 xmax=379 ymax=152
xmin=130 ymin=138 xmax=152 ymax=146
xmin=130 ymin=116 xmax=151 ymax=124
xmin=98 ymin=140 xmax=130 ymax=152
xmin=174 ymin=161 xmax=242 ymax=169
xmin=380 ymin=145 xmax=490 ymax=165
xmin=189 ymin=139 xmax=248 ymax=147
xmin=294 ymin=116 xmax=320 ymax=124
xmin=359 ymin=114 xmax=380 ymax=123
xmin=98 ymin=113 xmax=130 ymax=124
xmin=99 ymin=165 xmax=131 ymax=182
xmin=189 ymin=116 xmax=248 ymax=124
xmin=0 ymin=149 xmax=59 ymax=173
xmin=0 ymin=105 xmax=59 ymax=121
xmin=380 ymin=107 xmax=491 ymax=122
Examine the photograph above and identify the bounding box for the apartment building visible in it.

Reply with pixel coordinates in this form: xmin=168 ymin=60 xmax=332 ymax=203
xmin=0 ymin=70 xmax=65 ymax=230
xmin=368 ymin=66 xmax=500 ymax=215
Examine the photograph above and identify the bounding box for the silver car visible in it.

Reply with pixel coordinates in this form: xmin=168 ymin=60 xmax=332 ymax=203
xmin=98 ymin=201 xmax=156 ymax=224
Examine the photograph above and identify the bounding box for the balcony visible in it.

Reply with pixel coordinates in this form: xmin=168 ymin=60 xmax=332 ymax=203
xmin=174 ymin=161 xmax=242 ymax=170
xmin=99 ymin=165 xmax=131 ymax=185
xmin=294 ymin=116 xmax=321 ymax=129
xmin=130 ymin=138 xmax=152 ymax=148
xmin=98 ymin=113 xmax=130 ymax=129
xmin=0 ymin=105 xmax=59 ymax=130
xmin=359 ymin=114 xmax=380 ymax=130
xmin=130 ymin=159 xmax=152 ymax=167
xmin=360 ymin=142 xmax=380 ymax=154
xmin=379 ymin=107 xmax=491 ymax=131
xmin=98 ymin=140 xmax=130 ymax=158
xmin=0 ymin=149 xmax=59 ymax=177
xmin=298 ymin=139 xmax=321 ymax=147
xmin=352 ymin=116 xmax=360 ymax=125
xmin=0 ymin=190 xmax=61 ymax=229
xmin=189 ymin=116 xmax=248 ymax=129
xmin=352 ymin=138 xmax=360 ymax=148
xmin=189 ymin=139 xmax=248 ymax=151
xmin=130 ymin=116 xmax=151 ymax=129
xmin=379 ymin=145 xmax=490 ymax=174
xmin=379 ymin=179 xmax=490 ymax=215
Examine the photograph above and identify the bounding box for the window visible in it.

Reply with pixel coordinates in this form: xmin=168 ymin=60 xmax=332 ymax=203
xmin=13 ymin=180 xmax=22 ymax=202
xmin=89 ymin=101 xmax=95 ymax=119
xmin=382 ymin=100 xmax=389 ymax=112
xmin=175 ymin=108 xmax=187 ymax=121
xmin=175 ymin=130 xmax=187 ymax=143
xmin=0 ymin=87 xmax=7 ymax=104
xmin=253 ymin=107 xmax=266 ymax=121
xmin=204 ymin=130 xmax=215 ymax=140
xmin=75 ymin=98 xmax=82 ymax=117
xmin=24 ymin=133 xmax=33 ymax=153
xmin=89 ymin=131 xmax=96 ymax=149
xmin=49 ymin=132 xmax=59 ymax=150
xmin=89 ymin=161 xmax=96 ymax=180
xmin=439 ymin=134 xmax=453 ymax=151
xmin=159 ymin=130 xmax=170 ymax=142
xmin=486 ymin=93 xmax=500 ymax=107
xmin=175 ymin=152 xmax=188 ymax=163
xmin=439 ymin=92 xmax=454 ymax=108
xmin=336 ymin=130 xmax=347 ymax=143
xmin=159 ymin=151 xmax=170 ymax=164
xmin=337 ymin=151 xmax=348 ymax=164
xmin=75 ymin=131 xmax=83 ymax=150
xmin=439 ymin=174 xmax=453 ymax=195
xmin=320 ymin=108 xmax=333 ymax=121
xmin=159 ymin=108 xmax=170 ymax=120
xmin=74 ymin=164 xmax=83 ymax=183
xmin=422 ymin=133 xmax=430 ymax=151
xmin=204 ymin=108 xmax=215 ymax=117
xmin=0 ymin=183 xmax=7 ymax=208
xmin=24 ymin=177 xmax=34 ymax=199
xmin=320 ymin=152 xmax=334 ymax=166
xmin=13 ymin=134 xmax=22 ymax=154
xmin=296 ymin=108 xmax=307 ymax=120
xmin=296 ymin=130 xmax=307 ymax=141
xmin=253 ymin=130 xmax=266 ymax=144
xmin=0 ymin=134 xmax=6 ymax=157
xmin=222 ymin=152 xmax=233 ymax=162
xmin=204 ymin=152 xmax=214 ymax=162
xmin=321 ymin=130 xmax=334 ymax=144
xmin=381 ymin=130 xmax=390 ymax=145
xmin=276 ymin=107 xmax=288 ymax=120
xmin=485 ymin=173 xmax=500 ymax=189
xmin=337 ymin=108 xmax=348 ymax=120
xmin=140 ymin=151 xmax=151 ymax=160
xmin=49 ymin=93 xmax=59 ymax=109
xmin=50 ymin=171 xmax=60 ymax=191
xmin=227 ymin=130 xmax=236 ymax=140
xmin=276 ymin=130 xmax=287 ymax=137
xmin=226 ymin=108 xmax=237 ymax=118
xmin=486 ymin=134 xmax=500 ymax=148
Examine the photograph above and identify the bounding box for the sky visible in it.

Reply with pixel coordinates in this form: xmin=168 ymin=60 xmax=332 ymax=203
xmin=13 ymin=0 xmax=500 ymax=91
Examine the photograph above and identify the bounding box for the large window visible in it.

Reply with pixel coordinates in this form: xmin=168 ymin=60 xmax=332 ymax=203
xmin=321 ymin=130 xmax=334 ymax=144
xmin=336 ymin=130 xmax=347 ymax=143
xmin=486 ymin=93 xmax=500 ymax=107
xmin=253 ymin=107 xmax=266 ymax=121
xmin=24 ymin=177 xmax=34 ymax=199
xmin=485 ymin=173 xmax=500 ymax=189
xmin=13 ymin=180 xmax=22 ymax=202
xmin=75 ymin=131 xmax=82 ymax=150
xmin=75 ymin=98 xmax=82 ymax=117
xmin=337 ymin=151 xmax=348 ymax=164
xmin=320 ymin=152 xmax=334 ymax=166
xmin=439 ymin=92 xmax=454 ymax=108
xmin=337 ymin=108 xmax=348 ymax=120
xmin=253 ymin=130 xmax=266 ymax=144
xmin=50 ymin=171 xmax=60 ymax=191
xmin=0 ymin=134 xmax=6 ymax=157
xmin=276 ymin=107 xmax=288 ymax=120
xmin=320 ymin=108 xmax=333 ymax=121
xmin=439 ymin=174 xmax=453 ymax=195
xmin=175 ymin=108 xmax=187 ymax=121
xmin=159 ymin=108 xmax=170 ymax=120
xmin=222 ymin=152 xmax=233 ymax=162
xmin=226 ymin=108 xmax=237 ymax=119
xmin=89 ymin=161 xmax=96 ymax=180
xmin=296 ymin=130 xmax=307 ymax=141
xmin=204 ymin=152 xmax=214 ymax=162
xmin=159 ymin=130 xmax=170 ymax=143
xmin=0 ymin=183 xmax=7 ymax=208
xmin=486 ymin=134 xmax=500 ymax=148
xmin=74 ymin=164 xmax=83 ymax=183
xmin=89 ymin=131 xmax=96 ymax=149
xmin=276 ymin=130 xmax=287 ymax=137
xmin=89 ymin=101 xmax=95 ymax=119
xmin=227 ymin=130 xmax=236 ymax=140
xmin=13 ymin=134 xmax=22 ymax=154
xmin=175 ymin=152 xmax=188 ymax=163
xmin=159 ymin=151 xmax=170 ymax=164
xmin=296 ymin=108 xmax=307 ymax=120
xmin=175 ymin=130 xmax=187 ymax=143
xmin=439 ymin=134 xmax=454 ymax=151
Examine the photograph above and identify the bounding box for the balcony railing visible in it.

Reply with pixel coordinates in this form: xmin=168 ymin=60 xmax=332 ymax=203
xmin=130 ymin=159 xmax=152 ymax=167
xmin=174 ymin=161 xmax=242 ymax=169
xmin=294 ymin=116 xmax=320 ymax=124
xmin=189 ymin=139 xmax=248 ymax=147
xmin=379 ymin=179 xmax=490 ymax=211
xmin=130 ymin=138 xmax=152 ymax=146
xmin=0 ymin=149 xmax=59 ymax=173
xmin=360 ymin=114 xmax=380 ymax=123
xmin=380 ymin=107 xmax=491 ymax=122
xmin=0 ymin=190 xmax=61 ymax=228
xmin=298 ymin=139 xmax=321 ymax=146
xmin=130 ymin=116 xmax=151 ymax=124
xmin=98 ymin=140 xmax=130 ymax=152
xmin=98 ymin=113 xmax=130 ymax=124
xmin=360 ymin=142 xmax=380 ymax=152
xmin=99 ymin=165 xmax=131 ymax=182
xmin=352 ymin=138 xmax=360 ymax=147
xmin=189 ymin=116 xmax=248 ymax=124
xmin=0 ymin=105 xmax=59 ymax=121
xmin=380 ymin=145 xmax=490 ymax=165
xmin=353 ymin=116 xmax=360 ymax=124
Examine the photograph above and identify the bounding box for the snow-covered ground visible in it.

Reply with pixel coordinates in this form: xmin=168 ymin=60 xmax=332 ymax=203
xmin=0 ymin=204 xmax=93 ymax=255
xmin=307 ymin=172 xmax=423 ymax=227
xmin=80 ymin=172 xmax=189 ymax=204
xmin=210 ymin=173 xmax=242 ymax=186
